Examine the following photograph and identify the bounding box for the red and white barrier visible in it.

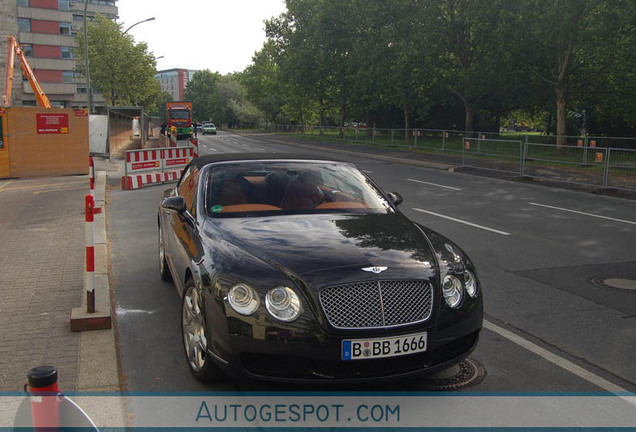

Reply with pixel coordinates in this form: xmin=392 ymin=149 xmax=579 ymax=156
xmin=85 ymin=194 xmax=95 ymax=313
xmin=121 ymin=146 xmax=195 ymax=190
xmin=125 ymin=149 xmax=163 ymax=173
xmin=121 ymin=170 xmax=182 ymax=190
xmin=189 ymin=138 xmax=199 ymax=158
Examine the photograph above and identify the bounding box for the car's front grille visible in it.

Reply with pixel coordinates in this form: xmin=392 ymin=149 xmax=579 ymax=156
xmin=319 ymin=280 xmax=433 ymax=329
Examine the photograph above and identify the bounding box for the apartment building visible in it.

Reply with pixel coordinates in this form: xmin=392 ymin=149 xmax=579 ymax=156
xmin=0 ymin=0 xmax=118 ymax=109
xmin=155 ymin=68 xmax=196 ymax=102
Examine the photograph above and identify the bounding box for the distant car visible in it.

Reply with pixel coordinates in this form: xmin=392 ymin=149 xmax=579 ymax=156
xmin=195 ymin=123 xmax=202 ymax=133
xmin=158 ymin=154 xmax=483 ymax=384
xmin=202 ymin=123 xmax=217 ymax=135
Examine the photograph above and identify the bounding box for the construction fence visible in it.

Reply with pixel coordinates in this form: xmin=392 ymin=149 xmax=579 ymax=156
xmin=268 ymin=125 xmax=636 ymax=193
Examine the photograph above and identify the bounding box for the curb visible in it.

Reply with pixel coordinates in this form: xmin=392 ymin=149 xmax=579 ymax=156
xmin=75 ymin=170 xmax=126 ymax=426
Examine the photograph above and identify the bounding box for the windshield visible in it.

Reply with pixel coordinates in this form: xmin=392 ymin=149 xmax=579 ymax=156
xmin=169 ymin=109 xmax=190 ymax=120
xmin=205 ymin=161 xmax=393 ymax=217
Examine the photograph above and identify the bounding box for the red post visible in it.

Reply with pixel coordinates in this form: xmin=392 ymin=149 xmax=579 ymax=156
xmin=26 ymin=366 xmax=61 ymax=430
xmin=85 ymin=194 xmax=95 ymax=313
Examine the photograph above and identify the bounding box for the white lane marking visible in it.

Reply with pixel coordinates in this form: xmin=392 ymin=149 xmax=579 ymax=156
xmin=407 ymin=178 xmax=461 ymax=191
xmin=483 ymin=320 xmax=634 ymax=400
xmin=252 ymin=146 xmax=265 ymax=151
xmin=0 ymin=180 xmax=14 ymax=190
xmin=363 ymin=170 xmax=373 ymax=174
xmin=116 ymin=307 xmax=155 ymax=316
xmin=206 ymin=147 xmax=218 ymax=152
xmin=412 ymin=208 xmax=511 ymax=236
xmin=530 ymin=202 xmax=636 ymax=226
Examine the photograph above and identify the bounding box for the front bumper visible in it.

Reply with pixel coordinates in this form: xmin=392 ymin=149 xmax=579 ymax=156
xmin=210 ymin=303 xmax=483 ymax=384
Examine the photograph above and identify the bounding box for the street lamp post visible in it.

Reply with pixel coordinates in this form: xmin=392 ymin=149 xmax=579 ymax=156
xmin=83 ymin=0 xmax=92 ymax=114
xmin=123 ymin=17 xmax=156 ymax=35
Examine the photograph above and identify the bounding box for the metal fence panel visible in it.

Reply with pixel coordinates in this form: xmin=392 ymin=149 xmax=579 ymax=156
xmin=606 ymin=148 xmax=636 ymax=191
xmin=520 ymin=143 xmax=607 ymax=187
xmin=461 ymin=137 xmax=523 ymax=174
xmin=268 ymin=124 xmax=635 ymax=192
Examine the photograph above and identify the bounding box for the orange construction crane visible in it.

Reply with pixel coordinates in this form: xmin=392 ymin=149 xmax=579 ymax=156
xmin=3 ymin=35 xmax=51 ymax=108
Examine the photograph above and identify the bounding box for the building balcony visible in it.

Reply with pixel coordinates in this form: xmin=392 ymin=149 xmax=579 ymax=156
xmin=23 ymin=81 xmax=76 ymax=96
xmin=17 ymin=7 xmax=72 ymax=22
xmin=29 ymin=58 xmax=76 ymax=71
xmin=18 ymin=33 xmax=76 ymax=47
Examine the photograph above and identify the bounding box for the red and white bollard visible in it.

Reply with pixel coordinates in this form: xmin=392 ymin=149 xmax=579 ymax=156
xmin=85 ymin=194 xmax=95 ymax=314
xmin=26 ymin=366 xmax=61 ymax=430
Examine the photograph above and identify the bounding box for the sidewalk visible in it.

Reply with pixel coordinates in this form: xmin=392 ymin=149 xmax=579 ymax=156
xmin=0 ymin=164 xmax=123 ymax=425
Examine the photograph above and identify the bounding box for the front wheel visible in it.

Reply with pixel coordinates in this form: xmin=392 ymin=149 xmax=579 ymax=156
xmin=181 ymin=279 xmax=222 ymax=383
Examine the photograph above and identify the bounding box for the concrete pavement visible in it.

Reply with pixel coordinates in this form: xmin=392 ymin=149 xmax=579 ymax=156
xmin=0 ymin=161 xmax=123 ymax=425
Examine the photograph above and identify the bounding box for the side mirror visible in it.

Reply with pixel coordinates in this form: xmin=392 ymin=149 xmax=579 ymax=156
xmin=386 ymin=191 xmax=403 ymax=206
xmin=161 ymin=196 xmax=186 ymax=213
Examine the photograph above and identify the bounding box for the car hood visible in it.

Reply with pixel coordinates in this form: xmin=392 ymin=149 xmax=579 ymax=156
xmin=205 ymin=213 xmax=439 ymax=289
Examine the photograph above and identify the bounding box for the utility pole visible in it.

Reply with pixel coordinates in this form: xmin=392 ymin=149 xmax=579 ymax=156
xmin=83 ymin=0 xmax=93 ymax=114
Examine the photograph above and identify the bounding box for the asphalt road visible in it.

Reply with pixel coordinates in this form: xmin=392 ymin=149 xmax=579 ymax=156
xmin=108 ymin=131 xmax=636 ymax=393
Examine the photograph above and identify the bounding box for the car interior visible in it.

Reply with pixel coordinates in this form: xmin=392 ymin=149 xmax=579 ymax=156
xmin=207 ymin=167 xmax=374 ymax=215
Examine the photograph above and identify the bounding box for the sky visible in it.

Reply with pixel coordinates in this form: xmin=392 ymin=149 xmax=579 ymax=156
xmin=116 ymin=0 xmax=287 ymax=74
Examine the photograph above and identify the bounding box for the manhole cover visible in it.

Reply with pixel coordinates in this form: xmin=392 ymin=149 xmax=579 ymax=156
xmin=603 ymin=278 xmax=636 ymax=291
xmin=591 ymin=276 xmax=636 ymax=292
xmin=419 ymin=357 xmax=487 ymax=390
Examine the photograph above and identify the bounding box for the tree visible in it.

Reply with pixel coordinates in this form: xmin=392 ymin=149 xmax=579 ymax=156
xmin=242 ymin=0 xmax=636 ymax=137
xmin=185 ymin=70 xmax=221 ymax=122
xmin=75 ymin=14 xmax=160 ymax=109
xmin=422 ymin=0 xmax=506 ymax=133
xmin=506 ymin=0 xmax=636 ymax=144
xmin=243 ymin=40 xmax=285 ymax=128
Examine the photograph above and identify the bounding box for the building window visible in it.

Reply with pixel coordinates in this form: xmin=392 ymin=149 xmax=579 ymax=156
xmin=77 ymin=87 xmax=87 ymax=94
xmin=58 ymin=0 xmax=69 ymax=10
xmin=62 ymin=71 xmax=74 ymax=83
xmin=61 ymin=46 xmax=72 ymax=59
xmin=60 ymin=23 xmax=72 ymax=35
xmin=18 ymin=18 xmax=31 ymax=33
xmin=16 ymin=0 xmax=29 ymax=6
xmin=73 ymin=14 xmax=84 ymax=21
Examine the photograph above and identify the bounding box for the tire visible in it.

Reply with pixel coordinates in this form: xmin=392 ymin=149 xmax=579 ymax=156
xmin=158 ymin=222 xmax=172 ymax=282
xmin=181 ymin=279 xmax=222 ymax=383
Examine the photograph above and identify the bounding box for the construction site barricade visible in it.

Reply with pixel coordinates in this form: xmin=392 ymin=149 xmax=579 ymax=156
xmin=121 ymin=146 xmax=195 ymax=190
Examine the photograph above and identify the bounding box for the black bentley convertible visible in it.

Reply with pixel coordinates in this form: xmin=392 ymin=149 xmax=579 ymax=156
xmin=158 ymin=153 xmax=483 ymax=383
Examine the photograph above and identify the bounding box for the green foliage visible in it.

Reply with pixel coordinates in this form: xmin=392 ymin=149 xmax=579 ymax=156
xmin=185 ymin=70 xmax=221 ymax=122
xmin=240 ymin=0 xmax=636 ymax=136
xmin=185 ymin=71 xmax=263 ymax=127
xmin=75 ymin=14 xmax=161 ymax=110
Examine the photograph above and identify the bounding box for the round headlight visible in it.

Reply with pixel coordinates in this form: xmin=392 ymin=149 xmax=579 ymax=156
xmin=464 ymin=270 xmax=478 ymax=298
xmin=227 ymin=283 xmax=259 ymax=315
xmin=266 ymin=286 xmax=301 ymax=322
xmin=442 ymin=275 xmax=463 ymax=308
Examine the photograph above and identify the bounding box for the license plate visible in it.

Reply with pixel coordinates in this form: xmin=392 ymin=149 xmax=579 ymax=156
xmin=341 ymin=332 xmax=427 ymax=361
